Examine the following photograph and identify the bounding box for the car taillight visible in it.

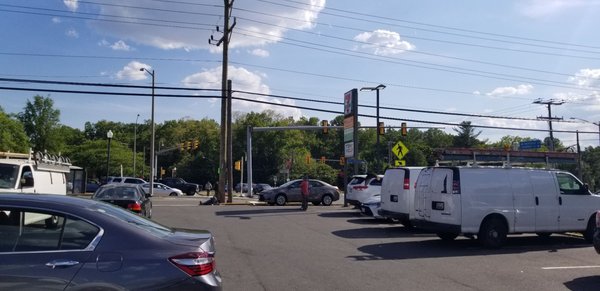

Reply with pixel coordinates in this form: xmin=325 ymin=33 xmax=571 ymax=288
xmin=596 ymin=211 xmax=600 ymax=228
xmin=403 ymin=178 xmax=410 ymax=190
xmin=169 ymin=252 xmax=215 ymax=276
xmin=353 ymin=185 xmax=368 ymax=191
xmin=127 ymin=202 xmax=142 ymax=212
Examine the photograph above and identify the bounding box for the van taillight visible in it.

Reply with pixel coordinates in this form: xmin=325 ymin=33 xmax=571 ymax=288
xmin=403 ymin=178 xmax=410 ymax=190
xmin=169 ymin=252 xmax=215 ymax=276
xmin=452 ymin=180 xmax=460 ymax=194
xmin=127 ymin=202 xmax=142 ymax=212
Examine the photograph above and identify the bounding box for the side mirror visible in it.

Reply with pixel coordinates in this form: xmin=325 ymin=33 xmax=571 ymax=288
xmin=21 ymin=177 xmax=34 ymax=187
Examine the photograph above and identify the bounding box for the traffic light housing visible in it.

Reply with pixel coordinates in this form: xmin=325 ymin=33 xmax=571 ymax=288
xmin=193 ymin=140 xmax=199 ymax=149
xmin=401 ymin=122 xmax=407 ymax=136
xmin=321 ymin=120 xmax=328 ymax=134
xmin=320 ymin=156 xmax=326 ymax=164
xmin=186 ymin=141 xmax=192 ymax=150
xmin=179 ymin=142 xmax=185 ymax=150
xmin=235 ymin=160 xmax=241 ymax=171
xmin=305 ymin=154 xmax=311 ymax=164
xmin=339 ymin=156 xmax=345 ymax=165
xmin=378 ymin=122 xmax=385 ymax=135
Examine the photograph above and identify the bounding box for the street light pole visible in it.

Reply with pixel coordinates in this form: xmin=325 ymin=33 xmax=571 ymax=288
xmin=106 ymin=130 xmax=113 ymax=180
xmin=570 ymin=117 xmax=600 ymax=146
xmin=140 ymin=68 xmax=155 ymax=196
xmin=360 ymin=84 xmax=386 ymax=144
xmin=134 ymin=113 xmax=139 ymax=177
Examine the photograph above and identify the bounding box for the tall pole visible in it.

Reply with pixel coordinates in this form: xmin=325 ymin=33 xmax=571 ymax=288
xmin=134 ymin=113 xmax=139 ymax=177
xmin=140 ymin=68 xmax=155 ymax=196
xmin=360 ymin=84 xmax=385 ymax=145
xmin=106 ymin=130 xmax=113 ymax=180
xmin=576 ymin=130 xmax=582 ymax=179
xmin=227 ymin=79 xmax=233 ymax=202
xmin=534 ymin=99 xmax=564 ymax=151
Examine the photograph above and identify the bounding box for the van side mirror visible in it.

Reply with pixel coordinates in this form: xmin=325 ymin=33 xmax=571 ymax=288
xmin=21 ymin=177 xmax=34 ymax=187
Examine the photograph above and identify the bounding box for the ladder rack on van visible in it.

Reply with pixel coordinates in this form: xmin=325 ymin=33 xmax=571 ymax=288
xmin=0 ymin=151 xmax=31 ymax=160
xmin=434 ymin=148 xmax=577 ymax=167
xmin=0 ymin=151 xmax=72 ymax=173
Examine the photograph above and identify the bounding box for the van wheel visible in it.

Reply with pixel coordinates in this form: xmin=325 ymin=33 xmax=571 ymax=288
xmin=275 ymin=194 xmax=287 ymax=206
xmin=583 ymin=216 xmax=595 ymax=243
xmin=478 ymin=217 xmax=507 ymax=248
xmin=321 ymin=194 xmax=333 ymax=206
xmin=437 ymin=232 xmax=458 ymax=241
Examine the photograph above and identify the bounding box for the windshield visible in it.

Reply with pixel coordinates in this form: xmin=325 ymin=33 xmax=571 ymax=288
xmin=88 ymin=201 xmax=172 ymax=236
xmin=279 ymin=180 xmax=298 ymax=188
xmin=0 ymin=164 xmax=19 ymax=189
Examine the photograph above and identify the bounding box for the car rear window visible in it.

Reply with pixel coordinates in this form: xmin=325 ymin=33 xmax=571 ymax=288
xmin=94 ymin=187 xmax=141 ymax=200
xmin=350 ymin=177 xmax=365 ymax=185
xmin=369 ymin=178 xmax=383 ymax=186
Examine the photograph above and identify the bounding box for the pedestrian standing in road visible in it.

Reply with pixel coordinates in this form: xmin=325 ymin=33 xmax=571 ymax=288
xmin=300 ymin=174 xmax=310 ymax=211
xmin=205 ymin=181 xmax=213 ymax=196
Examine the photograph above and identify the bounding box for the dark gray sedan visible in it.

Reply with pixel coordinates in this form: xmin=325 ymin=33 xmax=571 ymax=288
xmin=0 ymin=194 xmax=222 ymax=290
xmin=258 ymin=179 xmax=340 ymax=206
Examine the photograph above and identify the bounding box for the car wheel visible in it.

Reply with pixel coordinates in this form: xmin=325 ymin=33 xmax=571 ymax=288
xmin=169 ymin=192 xmax=177 ymax=196
xmin=312 ymin=201 xmax=321 ymax=206
xmin=187 ymin=189 xmax=195 ymax=196
xmin=275 ymin=194 xmax=287 ymax=206
xmin=321 ymin=194 xmax=333 ymax=206
xmin=437 ymin=232 xmax=458 ymax=241
xmin=478 ymin=217 xmax=507 ymax=248
xmin=583 ymin=215 xmax=596 ymax=243
xmin=45 ymin=216 xmax=59 ymax=229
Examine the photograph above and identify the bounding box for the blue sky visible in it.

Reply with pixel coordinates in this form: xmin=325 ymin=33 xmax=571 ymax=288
xmin=1 ymin=0 xmax=600 ymax=147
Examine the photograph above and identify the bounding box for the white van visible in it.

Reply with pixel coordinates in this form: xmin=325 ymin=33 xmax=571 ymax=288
xmin=0 ymin=151 xmax=70 ymax=195
xmin=412 ymin=166 xmax=600 ymax=248
xmin=378 ymin=167 xmax=424 ymax=226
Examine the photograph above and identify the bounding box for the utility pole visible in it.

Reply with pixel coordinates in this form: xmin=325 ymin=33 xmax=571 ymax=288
xmin=227 ymin=79 xmax=233 ymax=202
xmin=209 ymin=0 xmax=236 ymax=203
xmin=534 ymin=98 xmax=564 ymax=151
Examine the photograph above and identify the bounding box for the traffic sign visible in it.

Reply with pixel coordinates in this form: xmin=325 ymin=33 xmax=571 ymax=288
xmin=392 ymin=141 xmax=409 ymax=159
xmin=519 ymin=140 xmax=542 ymax=150
xmin=394 ymin=160 xmax=406 ymax=167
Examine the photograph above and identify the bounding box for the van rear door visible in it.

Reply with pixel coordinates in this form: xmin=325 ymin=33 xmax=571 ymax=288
xmin=414 ymin=168 xmax=433 ymax=220
xmin=380 ymin=168 xmax=407 ymax=215
xmin=428 ymin=168 xmax=461 ymax=227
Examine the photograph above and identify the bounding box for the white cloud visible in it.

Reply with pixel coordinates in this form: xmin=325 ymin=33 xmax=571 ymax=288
xmin=88 ymin=0 xmax=325 ymax=51
xmin=63 ymin=0 xmax=78 ymax=12
xmin=66 ymin=28 xmax=79 ymax=38
xmin=353 ymin=29 xmax=415 ymax=56
xmin=249 ymin=48 xmax=270 ymax=57
xmin=111 ymin=40 xmax=133 ymax=51
xmin=568 ymin=68 xmax=600 ymax=88
xmin=52 ymin=17 xmax=62 ymax=24
xmin=517 ymin=0 xmax=591 ymax=18
xmin=182 ymin=66 xmax=302 ymax=119
xmin=485 ymin=84 xmax=533 ymax=97
xmin=116 ymin=61 xmax=152 ymax=80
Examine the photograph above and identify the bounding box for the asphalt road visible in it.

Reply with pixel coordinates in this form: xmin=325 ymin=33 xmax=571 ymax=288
xmin=152 ymin=196 xmax=600 ymax=291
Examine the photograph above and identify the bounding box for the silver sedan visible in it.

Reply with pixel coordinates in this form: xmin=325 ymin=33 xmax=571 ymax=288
xmin=141 ymin=183 xmax=184 ymax=196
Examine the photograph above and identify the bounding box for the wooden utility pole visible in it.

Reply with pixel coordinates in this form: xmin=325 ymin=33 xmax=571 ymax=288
xmin=534 ymin=98 xmax=564 ymax=152
xmin=209 ymin=0 xmax=236 ymax=203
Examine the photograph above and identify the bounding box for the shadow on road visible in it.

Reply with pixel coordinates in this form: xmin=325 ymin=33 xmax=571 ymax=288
xmin=347 ymin=235 xmax=591 ymax=261
xmin=318 ymin=211 xmax=362 ymax=218
xmin=215 ymin=208 xmax=307 ymax=219
xmin=333 ymin=226 xmax=434 ymax=239
xmin=564 ymin=276 xmax=600 ymax=291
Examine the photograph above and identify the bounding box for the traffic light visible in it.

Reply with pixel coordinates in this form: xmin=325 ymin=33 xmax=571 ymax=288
xmin=320 ymin=156 xmax=326 ymax=164
xmin=235 ymin=160 xmax=241 ymax=171
xmin=339 ymin=156 xmax=345 ymax=166
xmin=378 ymin=121 xmax=385 ymax=135
xmin=187 ymin=141 xmax=192 ymax=150
xmin=321 ymin=120 xmax=328 ymax=134
xmin=179 ymin=142 xmax=185 ymax=150
xmin=193 ymin=140 xmax=199 ymax=149
xmin=401 ymin=122 xmax=407 ymax=136
xmin=160 ymin=167 xmax=166 ymax=176
xmin=305 ymin=154 xmax=311 ymax=164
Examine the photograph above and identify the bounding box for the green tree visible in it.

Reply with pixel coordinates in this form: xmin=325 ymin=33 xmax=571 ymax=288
xmin=453 ymin=121 xmax=484 ymax=148
xmin=17 ymin=95 xmax=61 ymax=152
xmin=0 ymin=106 xmax=29 ymax=152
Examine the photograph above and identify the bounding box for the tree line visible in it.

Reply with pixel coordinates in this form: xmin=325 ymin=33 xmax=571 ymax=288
xmin=1 ymin=95 xmax=598 ymax=191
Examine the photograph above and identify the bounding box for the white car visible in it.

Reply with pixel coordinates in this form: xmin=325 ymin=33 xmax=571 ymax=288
xmin=141 ymin=183 xmax=183 ymax=196
xmin=346 ymin=174 xmax=384 ymax=207
xmin=360 ymin=194 xmax=384 ymax=219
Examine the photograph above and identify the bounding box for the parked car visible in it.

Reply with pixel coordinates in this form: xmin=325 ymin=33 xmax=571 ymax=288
xmin=161 ymin=177 xmax=200 ymax=196
xmin=0 ymin=194 xmax=222 ymax=290
xmin=86 ymin=179 xmax=101 ymax=193
xmin=92 ymin=184 xmax=153 ymax=218
xmin=360 ymin=194 xmax=385 ymax=219
xmin=141 ymin=182 xmax=183 ymax=196
xmin=106 ymin=176 xmax=147 ymax=185
xmin=259 ymin=179 xmax=340 ymax=206
xmin=346 ymin=174 xmax=384 ymax=207
xmin=235 ymin=183 xmax=255 ymax=193
xmin=253 ymin=183 xmax=272 ymax=194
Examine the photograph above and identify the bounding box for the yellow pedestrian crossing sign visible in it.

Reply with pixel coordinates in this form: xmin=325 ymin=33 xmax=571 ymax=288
xmin=392 ymin=141 xmax=409 ymax=159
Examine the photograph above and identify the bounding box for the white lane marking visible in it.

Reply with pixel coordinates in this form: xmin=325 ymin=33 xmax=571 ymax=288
xmin=542 ymin=266 xmax=600 ymax=270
